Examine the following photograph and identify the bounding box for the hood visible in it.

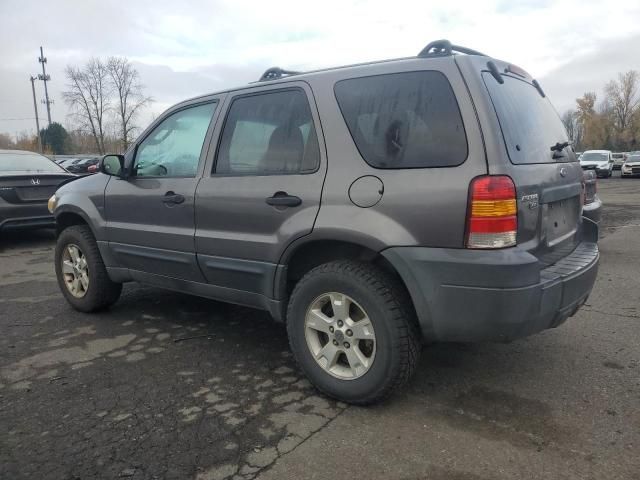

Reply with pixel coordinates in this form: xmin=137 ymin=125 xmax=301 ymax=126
xmin=581 ymin=159 xmax=609 ymax=166
xmin=623 ymin=161 xmax=640 ymax=167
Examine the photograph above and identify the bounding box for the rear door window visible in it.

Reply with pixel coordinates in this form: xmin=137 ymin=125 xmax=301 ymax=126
xmin=483 ymin=73 xmax=575 ymax=164
xmin=334 ymin=71 xmax=468 ymax=169
xmin=215 ymin=89 xmax=320 ymax=175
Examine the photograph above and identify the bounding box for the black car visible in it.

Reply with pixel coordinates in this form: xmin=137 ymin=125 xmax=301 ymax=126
xmin=0 ymin=150 xmax=76 ymax=231
xmin=64 ymin=157 xmax=100 ymax=175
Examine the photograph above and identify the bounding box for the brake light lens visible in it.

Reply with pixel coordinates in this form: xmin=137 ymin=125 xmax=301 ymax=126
xmin=466 ymin=176 xmax=517 ymax=249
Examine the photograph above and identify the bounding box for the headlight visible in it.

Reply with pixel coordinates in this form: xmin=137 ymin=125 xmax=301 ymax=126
xmin=47 ymin=194 xmax=58 ymax=213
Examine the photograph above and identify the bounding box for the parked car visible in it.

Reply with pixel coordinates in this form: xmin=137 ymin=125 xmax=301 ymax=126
xmin=49 ymin=40 xmax=599 ymax=404
xmin=64 ymin=157 xmax=100 ymax=175
xmin=0 ymin=150 xmax=76 ymax=231
xmin=621 ymin=153 xmax=640 ymax=177
xmin=582 ymin=170 xmax=602 ymax=223
xmin=56 ymin=157 xmax=81 ymax=168
xmin=580 ymin=150 xmax=613 ymax=177
xmin=612 ymin=152 xmax=627 ymax=170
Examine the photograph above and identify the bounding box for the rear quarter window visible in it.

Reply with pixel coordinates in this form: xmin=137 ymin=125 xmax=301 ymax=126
xmin=334 ymin=71 xmax=468 ymax=169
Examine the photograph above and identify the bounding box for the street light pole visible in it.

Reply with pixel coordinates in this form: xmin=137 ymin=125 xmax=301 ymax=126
xmin=30 ymin=76 xmax=43 ymax=153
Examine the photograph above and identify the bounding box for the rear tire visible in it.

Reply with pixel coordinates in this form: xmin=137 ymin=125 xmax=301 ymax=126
xmin=286 ymin=260 xmax=420 ymax=405
xmin=55 ymin=225 xmax=122 ymax=312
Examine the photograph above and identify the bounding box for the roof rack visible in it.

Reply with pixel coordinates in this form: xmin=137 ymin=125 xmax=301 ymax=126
xmin=258 ymin=67 xmax=302 ymax=82
xmin=417 ymin=39 xmax=487 ymax=58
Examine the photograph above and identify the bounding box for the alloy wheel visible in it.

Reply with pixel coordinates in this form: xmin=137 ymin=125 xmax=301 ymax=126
xmin=304 ymin=292 xmax=376 ymax=380
xmin=61 ymin=243 xmax=89 ymax=298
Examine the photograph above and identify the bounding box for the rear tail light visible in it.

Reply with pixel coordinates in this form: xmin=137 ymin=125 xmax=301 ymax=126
xmin=466 ymin=175 xmax=517 ymax=249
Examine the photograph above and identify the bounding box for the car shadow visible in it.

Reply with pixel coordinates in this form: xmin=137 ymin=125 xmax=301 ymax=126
xmin=0 ymin=228 xmax=56 ymax=252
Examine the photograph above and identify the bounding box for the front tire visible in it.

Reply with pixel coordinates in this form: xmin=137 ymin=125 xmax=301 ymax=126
xmin=55 ymin=225 xmax=122 ymax=312
xmin=287 ymin=260 xmax=420 ymax=405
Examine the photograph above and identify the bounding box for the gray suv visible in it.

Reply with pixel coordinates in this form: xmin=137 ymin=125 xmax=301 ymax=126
xmin=49 ymin=40 xmax=599 ymax=404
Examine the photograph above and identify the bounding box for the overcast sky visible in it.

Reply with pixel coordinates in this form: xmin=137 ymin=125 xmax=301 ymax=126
xmin=1 ymin=0 xmax=639 ymax=139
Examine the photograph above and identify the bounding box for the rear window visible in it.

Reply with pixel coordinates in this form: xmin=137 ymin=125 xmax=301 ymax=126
xmin=0 ymin=152 xmax=66 ymax=173
xmin=483 ymin=73 xmax=575 ymax=165
xmin=334 ymin=71 xmax=468 ymax=169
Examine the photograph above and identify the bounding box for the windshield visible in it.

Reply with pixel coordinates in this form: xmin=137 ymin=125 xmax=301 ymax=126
xmin=483 ymin=73 xmax=574 ymax=164
xmin=0 ymin=152 xmax=66 ymax=173
xmin=581 ymin=152 xmax=609 ymax=162
xmin=626 ymin=155 xmax=640 ymax=163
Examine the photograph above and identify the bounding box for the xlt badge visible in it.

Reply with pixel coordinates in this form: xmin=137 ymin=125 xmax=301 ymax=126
xmin=521 ymin=193 xmax=539 ymax=209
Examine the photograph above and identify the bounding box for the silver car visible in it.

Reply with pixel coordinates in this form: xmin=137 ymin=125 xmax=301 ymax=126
xmin=580 ymin=150 xmax=613 ymax=178
xmin=621 ymin=153 xmax=640 ymax=177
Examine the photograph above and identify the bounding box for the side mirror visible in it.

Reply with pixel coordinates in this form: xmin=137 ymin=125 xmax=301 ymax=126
xmin=100 ymin=154 xmax=125 ymax=177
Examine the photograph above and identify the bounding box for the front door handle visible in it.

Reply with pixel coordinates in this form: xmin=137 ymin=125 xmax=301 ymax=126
xmin=265 ymin=192 xmax=302 ymax=207
xmin=162 ymin=191 xmax=185 ymax=205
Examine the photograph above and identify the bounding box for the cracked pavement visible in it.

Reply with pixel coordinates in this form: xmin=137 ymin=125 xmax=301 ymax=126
xmin=1 ymin=174 xmax=639 ymax=479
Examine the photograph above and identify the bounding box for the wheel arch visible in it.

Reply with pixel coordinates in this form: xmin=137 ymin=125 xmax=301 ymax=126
xmin=55 ymin=208 xmax=94 ymax=238
xmin=276 ymin=238 xmax=417 ymax=325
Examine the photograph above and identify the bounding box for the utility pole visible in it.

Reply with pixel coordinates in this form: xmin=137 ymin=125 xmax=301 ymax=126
xmin=37 ymin=46 xmax=53 ymax=126
xmin=29 ymin=76 xmax=43 ymax=153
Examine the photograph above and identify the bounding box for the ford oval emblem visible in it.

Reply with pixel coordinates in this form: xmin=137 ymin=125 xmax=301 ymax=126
xmin=559 ymin=167 xmax=567 ymax=177
xmin=30 ymin=178 xmax=41 ymax=185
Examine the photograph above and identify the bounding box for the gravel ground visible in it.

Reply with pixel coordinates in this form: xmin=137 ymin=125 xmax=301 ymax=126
xmin=1 ymin=173 xmax=638 ymax=480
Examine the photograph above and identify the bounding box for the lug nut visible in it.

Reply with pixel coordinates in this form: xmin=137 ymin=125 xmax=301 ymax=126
xmin=346 ymin=329 xmax=353 ymax=337
xmin=337 ymin=320 xmax=344 ymax=327
xmin=333 ymin=340 xmax=339 ymax=346
xmin=329 ymin=326 xmax=334 ymax=333
xmin=343 ymin=342 xmax=350 ymax=348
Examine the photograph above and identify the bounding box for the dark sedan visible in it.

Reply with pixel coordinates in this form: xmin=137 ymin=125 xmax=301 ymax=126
xmin=64 ymin=156 xmax=100 ymax=175
xmin=0 ymin=150 xmax=76 ymax=231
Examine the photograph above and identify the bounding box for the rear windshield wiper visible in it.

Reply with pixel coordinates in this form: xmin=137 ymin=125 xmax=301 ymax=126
xmin=550 ymin=141 xmax=571 ymax=159
xmin=550 ymin=141 xmax=571 ymax=152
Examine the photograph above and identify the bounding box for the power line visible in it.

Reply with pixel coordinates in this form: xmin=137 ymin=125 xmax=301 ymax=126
xmin=0 ymin=117 xmax=48 ymax=121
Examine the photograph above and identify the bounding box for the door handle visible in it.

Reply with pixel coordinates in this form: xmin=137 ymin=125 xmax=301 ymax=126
xmin=265 ymin=192 xmax=302 ymax=207
xmin=162 ymin=191 xmax=185 ymax=205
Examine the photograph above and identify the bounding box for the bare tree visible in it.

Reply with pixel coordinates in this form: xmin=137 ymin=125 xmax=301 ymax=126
xmin=561 ymin=109 xmax=580 ymax=143
xmin=107 ymin=57 xmax=152 ymax=151
xmin=605 ymin=71 xmax=640 ymax=136
xmin=63 ymin=58 xmax=111 ymax=154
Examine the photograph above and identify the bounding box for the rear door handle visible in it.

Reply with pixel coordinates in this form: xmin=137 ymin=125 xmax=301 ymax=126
xmin=162 ymin=191 xmax=185 ymax=205
xmin=265 ymin=192 xmax=302 ymax=207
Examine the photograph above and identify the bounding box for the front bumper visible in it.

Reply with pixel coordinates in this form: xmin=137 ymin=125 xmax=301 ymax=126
xmin=583 ymin=197 xmax=602 ymax=224
xmin=621 ymin=168 xmax=640 ymax=177
xmin=382 ymin=219 xmax=599 ymax=342
xmin=582 ymin=165 xmax=610 ymax=176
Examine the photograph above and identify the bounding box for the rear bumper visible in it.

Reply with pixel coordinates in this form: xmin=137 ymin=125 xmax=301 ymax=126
xmin=382 ymin=219 xmax=599 ymax=342
xmin=0 ymin=202 xmax=54 ymax=230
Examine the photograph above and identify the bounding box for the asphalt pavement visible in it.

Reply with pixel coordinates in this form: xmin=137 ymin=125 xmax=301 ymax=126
xmin=1 ymin=172 xmax=639 ymax=480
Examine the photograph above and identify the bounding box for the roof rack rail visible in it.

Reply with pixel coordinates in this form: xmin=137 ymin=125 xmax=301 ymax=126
xmin=259 ymin=67 xmax=302 ymax=82
xmin=417 ymin=39 xmax=487 ymax=58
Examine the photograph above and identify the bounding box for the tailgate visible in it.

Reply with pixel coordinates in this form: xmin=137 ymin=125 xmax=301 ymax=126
xmin=481 ymin=67 xmax=583 ymax=266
